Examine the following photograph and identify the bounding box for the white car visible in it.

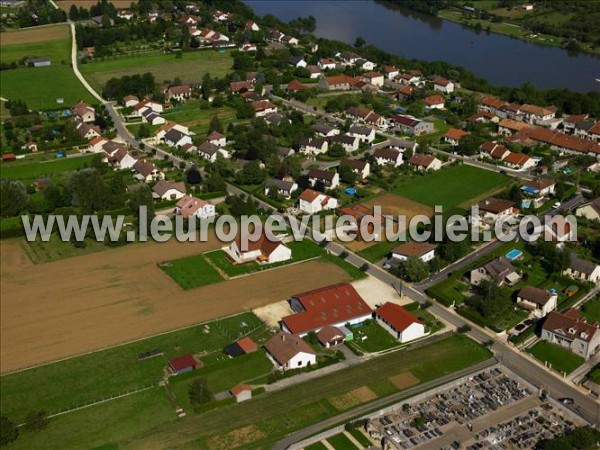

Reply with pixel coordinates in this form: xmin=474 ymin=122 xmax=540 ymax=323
xmin=552 ymin=201 xmax=561 ymax=209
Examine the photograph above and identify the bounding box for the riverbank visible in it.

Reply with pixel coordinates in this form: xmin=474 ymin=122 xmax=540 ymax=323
xmin=437 ymin=7 xmax=599 ymax=57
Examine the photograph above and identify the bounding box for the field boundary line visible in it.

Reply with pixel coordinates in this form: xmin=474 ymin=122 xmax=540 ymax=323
xmin=227 ymin=256 xmax=322 ymax=280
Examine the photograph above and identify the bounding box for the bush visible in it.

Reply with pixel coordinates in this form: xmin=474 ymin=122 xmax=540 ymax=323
xmin=24 ymin=410 xmax=49 ymax=432
xmin=0 ymin=416 xmax=19 ymax=445
xmin=457 ymin=324 xmax=472 ymax=334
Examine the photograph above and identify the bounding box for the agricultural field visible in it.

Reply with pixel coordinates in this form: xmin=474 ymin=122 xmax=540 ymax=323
xmin=0 ymin=154 xmax=97 ymax=181
xmin=80 ymin=50 xmax=233 ymax=93
xmin=0 ymin=234 xmax=354 ymax=373
xmin=159 ymin=253 xmax=224 ymax=290
xmin=55 ymin=0 xmax=138 ymax=11
xmin=393 ymin=164 xmax=508 ymax=211
xmin=528 ymin=341 xmax=584 ymax=375
xmin=161 ymin=100 xmax=237 ymax=136
xmin=0 ymin=25 xmax=94 ymax=109
xmin=0 ymin=312 xmax=266 ymax=422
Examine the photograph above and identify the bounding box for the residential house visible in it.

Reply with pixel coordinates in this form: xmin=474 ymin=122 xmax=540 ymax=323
xmin=503 ymin=152 xmax=536 ymax=170
xmin=152 ymin=180 xmax=186 ymax=201
xmin=408 ymin=153 xmax=442 ymax=171
xmin=563 ymin=253 xmax=600 ymax=283
xmin=476 ymin=198 xmax=516 ymax=224
xmin=168 ymin=355 xmax=197 ymax=375
xmin=72 ymin=102 xmax=95 ymax=122
xmin=516 ymin=286 xmax=557 ymax=318
xmin=264 ymin=179 xmax=298 ymax=199
xmin=391 ymin=242 xmax=436 ymax=263
xmin=107 ymin=147 xmax=137 ymax=170
xmin=133 ymin=160 xmax=164 ymax=183
xmin=175 ymin=195 xmax=216 ymax=219
xmin=318 ymin=58 xmax=337 ymax=70
xmin=76 ymin=122 xmax=101 ymax=140
xmin=576 ymin=198 xmax=600 ymax=222
xmin=240 ymin=42 xmax=257 ymax=52
xmin=229 ymin=80 xmax=254 ymax=93
xmin=443 ymin=128 xmax=470 ymax=146
xmin=122 ymin=95 xmax=139 ymax=107
xmin=299 ymin=137 xmax=328 ymax=155
xmin=340 ymin=159 xmax=370 ymax=179
xmin=382 ymin=65 xmax=399 ymax=79
xmin=348 ymin=125 xmax=375 ymax=143
xmin=316 ymin=326 xmax=345 ymax=348
xmin=165 ymin=85 xmax=193 ymax=102
xmin=133 ymin=99 xmax=163 ymax=116
xmin=424 ymin=94 xmax=445 ymax=110
xmin=308 ymin=169 xmax=339 ymax=189
xmin=521 ymin=178 xmax=556 ymax=198
xmin=282 ymin=283 xmax=372 ymax=336
xmin=480 ymin=141 xmax=510 ymax=161
xmin=497 ymin=118 xmax=531 ymax=136
xmin=264 ymin=333 xmax=316 ymax=371
xmin=141 ymin=109 xmax=165 ymax=126
xmin=206 ymin=130 xmax=227 ymax=147
xmin=396 ymin=85 xmax=415 ymax=101
xmin=298 ymin=189 xmax=338 ymax=214
xmin=287 ymin=79 xmax=307 ymax=92
xmin=346 ymin=107 xmax=386 ymax=128
xmin=362 ymin=71 xmax=384 ymax=87
xmin=338 ymin=51 xmax=361 ymax=65
xmin=163 ymin=128 xmax=192 ymax=148
xmin=373 ymin=147 xmax=403 ymax=167
xmin=245 ymin=20 xmax=259 ymax=31
xmin=306 ymin=65 xmax=321 ymax=79
xmin=392 ymin=115 xmax=434 ymax=136
xmin=520 ymin=104 xmax=557 ymax=125
xmin=252 ymin=100 xmax=278 ymax=117
xmin=470 ymin=256 xmax=521 ymax=286
xmin=541 ymin=309 xmax=600 ymax=359
xmin=374 ymin=303 xmax=427 ymax=343
xmin=355 ymin=58 xmax=376 ymax=71
xmin=197 ymin=141 xmax=220 ymax=162
xmin=88 ymin=136 xmax=109 ymax=153
xmin=329 ymin=134 xmax=359 ymax=152
xmin=312 ymin=122 xmax=339 ymax=137
xmin=155 ymin=122 xmax=189 ymax=142
xmin=227 ymin=231 xmax=292 ymax=264
xmin=387 ymin=138 xmax=418 ymax=153
xmin=395 ymin=72 xmax=422 ymax=86
xmin=318 ymin=74 xmax=356 ymax=91
xmin=289 ymin=55 xmax=307 ymax=68
xmin=432 ymin=77 xmax=454 ymax=93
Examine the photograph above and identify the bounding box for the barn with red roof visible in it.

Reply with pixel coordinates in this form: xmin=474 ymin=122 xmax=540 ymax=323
xmin=374 ymin=302 xmax=427 ymax=343
xmin=281 ymin=283 xmax=372 ymax=336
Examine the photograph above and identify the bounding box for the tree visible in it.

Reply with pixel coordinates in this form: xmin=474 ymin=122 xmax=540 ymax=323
xmin=186 ymin=167 xmax=202 ymax=185
xmin=0 ymin=180 xmax=29 ymax=218
xmin=267 ymin=185 xmax=281 ymax=200
xmin=205 ymin=172 xmax=226 ymax=193
xmin=327 ymin=143 xmax=346 ymax=158
xmin=555 ymin=181 xmax=567 ymax=200
xmin=338 ymin=165 xmax=357 ymax=184
xmin=208 ymin=115 xmax=223 ymax=134
xmin=0 ymin=416 xmax=18 ymax=446
xmin=508 ymin=185 xmax=522 ymax=203
xmin=23 ymin=410 xmax=48 ymax=432
xmin=67 ymin=168 xmax=107 ymax=213
xmin=236 ymin=160 xmax=266 ymax=185
xmin=201 ymin=73 xmax=212 ymax=101
xmin=137 ymin=123 xmax=151 ymax=139
xmin=456 ymin=134 xmax=484 ymax=156
xmin=188 ymin=378 xmax=213 ymax=405
xmin=129 ymin=185 xmax=154 ymax=229
xmin=403 ymin=256 xmax=429 ymax=282
xmin=68 ymin=4 xmax=79 ymax=21
xmin=354 ymin=36 xmax=366 ymax=48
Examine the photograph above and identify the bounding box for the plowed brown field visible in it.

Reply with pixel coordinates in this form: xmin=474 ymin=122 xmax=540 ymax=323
xmin=0 ymin=237 xmax=351 ymax=373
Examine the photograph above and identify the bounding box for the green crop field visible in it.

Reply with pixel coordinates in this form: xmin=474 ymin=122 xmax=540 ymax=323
xmin=0 ymin=312 xmax=265 ymax=423
xmin=159 ymin=253 xmax=224 ymax=290
xmin=80 ymin=50 xmax=233 ymax=93
xmin=528 ymin=341 xmax=584 ymax=375
xmin=327 ymin=433 xmax=359 ymax=450
xmin=161 ymin=100 xmax=237 ymax=136
xmin=0 ymin=29 xmax=94 ymax=109
xmin=393 ymin=164 xmax=508 ymax=210
xmin=0 ymin=154 xmax=97 ymax=181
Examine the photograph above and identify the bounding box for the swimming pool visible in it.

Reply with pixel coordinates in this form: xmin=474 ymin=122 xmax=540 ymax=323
xmin=506 ymin=249 xmax=523 ymax=260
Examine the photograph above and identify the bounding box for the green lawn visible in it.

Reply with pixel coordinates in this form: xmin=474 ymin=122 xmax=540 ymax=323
xmin=122 ymin=334 xmax=492 ymax=449
xmin=581 ymin=297 xmax=600 ymax=323
xmin=159 ymin=254 xmax=224 ymax=290
xmin=347 ymin=428 xmax=372 ymax=447
xmin=357 ymin=239 xmax=400 ymax=263
xmin=0 ymin=31 xmax=94 ymax=109
xmin=305 ymin=442 xmax=329 ymax=450
xmin=162 ymin=101 xmax=236 ymax=137
xmin=0 ymin=154 xmax=98 ymax=181
xmin=322 ymin=253 xmax=367 ymax=281
xmin=393 ymin=164 xmax=508 ymax=210
xmin=528 ymin=341 xmax=584 ymax=375
xmin=589 ymin=367 xmax=600 ymax=384
xmin=203 ymin=239 xmax=326 ymax=278
xmin=3 ymin=388 xmax=174 ymax=450
xmin=0 ymin=312 xmax=264 ymax=422
xmin=349 ymin=319 xmax=400 ymax=353
xmin=80 ymin=50 xmax=233 ymax=93
xmin=327 ymin=433 xmax=359 ymax=450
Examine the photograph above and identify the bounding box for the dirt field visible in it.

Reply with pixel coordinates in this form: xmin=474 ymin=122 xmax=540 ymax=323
xmin=0 ymin=237 xmax=352 ymax=373
xmin=389 ymin=372 xmax=420 ymax=389
xmin=363 ymin=193 xmax=433 ymax=220
xmin=0 ymin=24 xmax=69 ymax=46
xmin=55 ymin=0 xmax=137 ymax=11
xmin=206 ymin=425 xmax=266 ymax=450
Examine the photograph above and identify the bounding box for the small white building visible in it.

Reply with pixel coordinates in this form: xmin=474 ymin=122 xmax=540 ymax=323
xmin=348 ymin=125 xmax=375 ymax=144
xmin=298 ymin=189 xmax=338 ymax=214
xmin=206 ymin=130 xmax=227 ymax=147
xmin=563 ymin=253 xmax=600 ymax=283
xmin=152 ymin=180 xmax=186 ymax=201
xmin=308 ymin=169 xmax=339 ymax=190
xmin=374 ymin=303 xmax=427 ymax=343
xmin=373 ymin=148 xmax=403 ymax=167
xmin=175 ymin=195 xmax=216 ymax=219
xmin=516 ymin=286 xmax=557 ymax=318
xmin=264 ymin=333 xmax=316 ymax=371
xmin=228 ymin=232 xmax=292 ymax=264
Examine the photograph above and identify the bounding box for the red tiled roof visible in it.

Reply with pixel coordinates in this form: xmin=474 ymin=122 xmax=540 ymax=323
xmin=234 ymin=231 xmax=287 ymax=257
xmin=409 ymin=153 xmax=436 ymax=167
xmin=392 ymin=242 xmax=435 ymax=257
xmin=236 ymin=337 xmax=258 ymax=353
xmin=282 ymin=283 xmax=372 ymax=334
xmin=424 ymin=94 xmax=444 ymax=106
xmin=264 ymin=332 xmax=315 ymax=365
xmin=299 ymin=188 xmax=322 ymax=203
xmin=375 ymin=302 xmax=422 ymax=333
xmin=168 ymin=354 xmax=196 ymax=372
xmin=443 ymin=128 xmax=469 ymax=141
xmin=230 ymin=384 xmax=252 ymax=396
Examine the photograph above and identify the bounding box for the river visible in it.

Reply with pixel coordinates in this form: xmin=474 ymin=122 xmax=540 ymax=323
xmin=246 ymin=0 xmax=600 ymax=93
